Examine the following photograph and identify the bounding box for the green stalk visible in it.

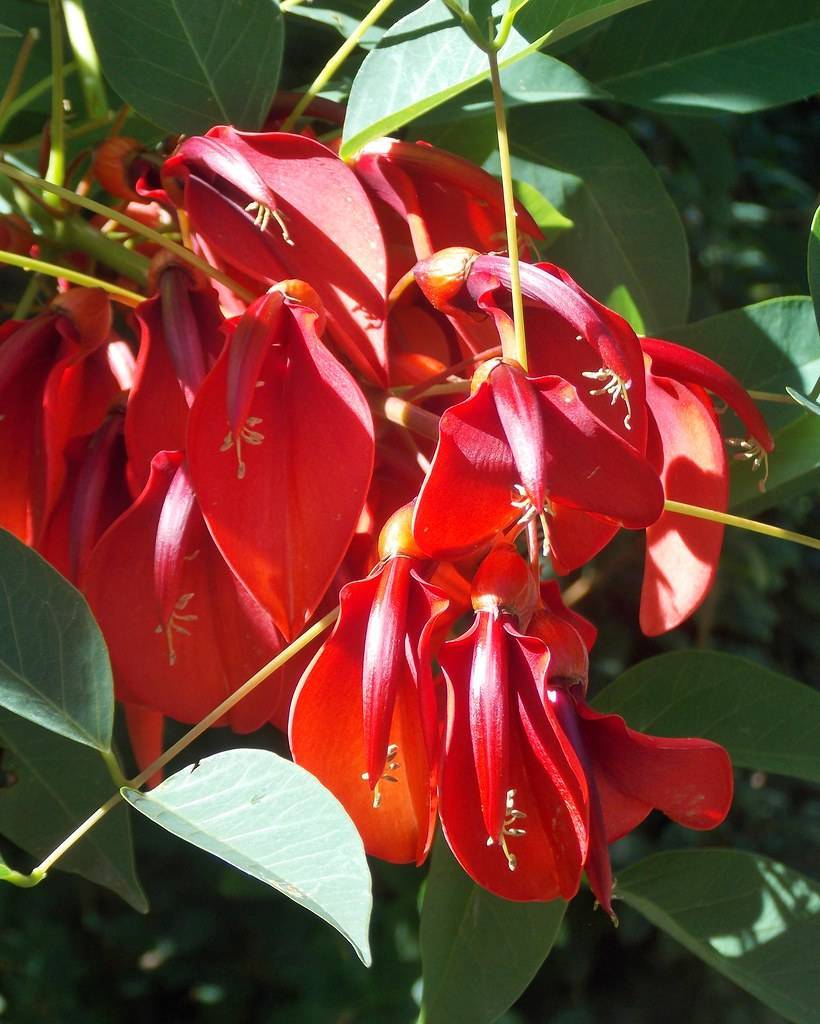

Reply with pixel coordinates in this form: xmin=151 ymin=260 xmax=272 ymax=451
xmin=0 ymin=248 xmax=144 ymax=305
xmin=664 ymin=500 xmax=820 ymax=551
xmin=280 ymin=0 xmax=397 ymax=132
xmin=62 ymin=0 xmax=108 ymax=118
xmin=0 ymin=28 xmax=40 ymax=127
xmin=45 ymin=0 xmax=66 ymax=199
xmin=487 ymin=44 xmax=527 ymax=370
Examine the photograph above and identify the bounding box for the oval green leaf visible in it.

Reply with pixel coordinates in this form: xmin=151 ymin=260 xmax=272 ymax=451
xmin=582 ymin=0 xmax=820 ymax=114
xmin=123 ymin=749 xmax=373 ymax=965
xmin=0 ymin=529 xmax=114 ymax=751
xmin=420 ymin=831 xmax=566 ymax=1024
xmin=340 ymin=0 xmax=651 ymax=158
xmin=0 ymin=707 xmax=147 ymax=910
xmin=495 ymin=103 xmax=689 ymax=330
xmin=83 ymin=0 xmax=284 ymax=134
xmin=592 ymin=650 xmax=820 ymax=783
xmin=617 ymin=850 xmax=820 ymax=1024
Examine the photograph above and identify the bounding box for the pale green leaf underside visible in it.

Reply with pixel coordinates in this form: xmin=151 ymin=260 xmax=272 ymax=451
xmin=124 ymin=749 xmax=373 ymax=964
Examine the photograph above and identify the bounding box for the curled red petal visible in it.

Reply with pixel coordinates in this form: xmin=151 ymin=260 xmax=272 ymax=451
xmin=490 ymin=361 xmax=547 ymax=512
xmin=642 ymin=335 xmax=773 ymax=451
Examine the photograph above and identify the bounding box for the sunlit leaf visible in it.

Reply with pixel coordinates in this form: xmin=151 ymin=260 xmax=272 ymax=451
xmin=123 ymin=749 xmax=373 ymax=964
xmin=618 ymin=850 xmax=820 ymax=1024
xmin=0 ymin=529 xmax=114 ymax=751
xmin=0 ymin=708 xmax=147 ymax=911
xmin=593 ymin=651 xmax=820 ymax=783
xmin=83 ymin=0 xmax=284 ymax=134
xmin=582 ymin=0 xmax=820 ymax=114
xmin=420 ymin=832 xmax=566 ymax=1024
xmin=341 ymin=0 xmax=651 ymax=157
xmin=808 ymin=205 xmax=820 ymax=333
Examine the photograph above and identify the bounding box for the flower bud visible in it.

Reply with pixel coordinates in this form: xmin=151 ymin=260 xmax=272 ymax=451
xmin=378 ymin=502 xmax=425 ymax=560
xmin=471 ymin=543 xmax=537 ymax=620
xmin=413 ymin=247 xmax=478 ymax=313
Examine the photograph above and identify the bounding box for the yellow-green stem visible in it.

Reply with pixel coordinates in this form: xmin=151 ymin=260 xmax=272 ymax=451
xmin=665 ymin=500 xmax=820 ymax=551
xmin=0 ymin=164 xmax=255 ymax=301
xmin=0 ymin=249 xmax=144 ymax=305
xmin=62 ymin=0 xmax=108 ymax=118
xmin=45 ymin=0 xmax=66 ymax=199
xmin=747 ymin=389 xmax=794 ymax=405
xmin=381 ymin=395 xmax=441 ymax=441
xmin=27 ymin=608 xmax=339 ymax=880
xmin=280 ymin=0 xmax=397 ymax=133
xmin=487 ymin=46 xmax=527 ymax=371
xmin=0 ymin=64 xmax=78 ymax=139
xmin=101 ymin=749 xmax=128 ymax=789
xmin=0 ymin=28 xmax=40 ymax=126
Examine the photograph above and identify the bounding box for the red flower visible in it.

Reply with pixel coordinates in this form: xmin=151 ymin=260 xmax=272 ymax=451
xmin=163 ymin=127 xmax=389 ymax=384
xmin=187 ymin=283 xmax=375 ymax=640
xmin=412 ymin=356 xmax=663 ymax=559
xmin=84 ymin=451 xmax=286 ymax=732
xmin=437 ymin=545 xmax=589 ymax=900
xmin=289 ymin=505 xmax=450 ymax=864
xmin=531 ymin=593 xmax=734 ymax=917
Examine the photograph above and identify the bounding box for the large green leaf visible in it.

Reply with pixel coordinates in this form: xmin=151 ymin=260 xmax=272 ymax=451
xmin=340 ymin=0 xmax=651 ymax=157
xmin=123 ymin=749 xmax=373 ymax=964
xmin=665 ymin=298 xmax=820 ymax=434
xmin=0 ymin=530 xmax=113 ymax=751
xmin=592 ymin=651 xmax=820 ymax=783
xmin=420 ymin=832 xmax=566 ymax=1024
xmin=618 ymin=850 xmax=820 ymax=1024
xmin=494 ymin=103 xmax=689 ymax=330
xmin=83 ymin=0 xmax=284 ymax=134
xmin=581 ymin=0 xmax=820 ymax=114
xmin=0 ymin=708 xmax=147 ymax=911
xmin=809 ymin=206 xmax=820 ymax=336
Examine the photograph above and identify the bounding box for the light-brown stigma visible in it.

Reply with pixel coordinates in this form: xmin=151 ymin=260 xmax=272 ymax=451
xmin=361 ymin=743 xmax=400 ymax=809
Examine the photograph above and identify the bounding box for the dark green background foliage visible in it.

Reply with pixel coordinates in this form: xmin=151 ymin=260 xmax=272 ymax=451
xmin=1 ymin=0 xmax=819 ymax=1021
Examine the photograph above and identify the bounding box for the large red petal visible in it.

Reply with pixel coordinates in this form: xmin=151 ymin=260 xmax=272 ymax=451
xmin=576 ymin=700 xmax=734 ymax=841
xmin=641 ymin=374 xmax=727 ymax=635
xmin=288 ymin=574 xmax=433 ymax=864
xmin=188 ymin=299 xmax=374 ymax=639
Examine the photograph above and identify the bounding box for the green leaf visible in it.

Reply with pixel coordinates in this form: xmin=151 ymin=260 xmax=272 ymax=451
xmin=808 ymin=206 xmax=820 ymax=336
xmin=417 ymin=50 xmax=606 ymax=125
xmin=83 ymin=0 xmax=284 ymax=134
xmin=785 ymin=387 xmax=820 ymax=416
xmin=581 ymin=0 xmax=820 ymax=114
xmin=420 ymin=832 xmax=566 ymax=1024
xmin=665 ymin=297 xmax=820 ymax=434
xmin=618 ymin=850 xmax=820 ymax=1024
xmin=592 ymin=651 xmax=820 ymax=783
xmin=497 ymin=103 xmax=689 ymax=330
xmin=0 ymin=529 xmax=114 ymax=751
xmin=730 ymin=411 xmax=820 ymax=516
xmin=123 ymin=749 xmax=373 ymax=964
xmin=0 ymin=708 xmax=147 ymax=911
xmin=340 ymin=0 xmax=651 ymax=157
xmin=513 ymin=177 xmax=574 ymax=243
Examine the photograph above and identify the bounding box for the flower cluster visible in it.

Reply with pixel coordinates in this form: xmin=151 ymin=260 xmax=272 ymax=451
xmin=0 ymin=115 xmax=770 ymax=910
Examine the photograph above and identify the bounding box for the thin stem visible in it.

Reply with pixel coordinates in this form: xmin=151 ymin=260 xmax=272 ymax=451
xmin=28 ymin=609 xmax=339 ymax=879
xmin=0 ymin=64 xmax=77 ymax=139
xmin=0 ymin=249 xmax=144 ymax=306
xmin=101 ymin=749 xmax=128 ymax=789
xmin=438 ymin=0 xmax=486 ymax=49
xmin=0 ymin=28 xmax=40 ymax=126
xmin=0 ymin=165 xmax=253 ymax=300
xmin=280 ymin=0 xmax=397 ymax=133
xmin=487 ymin=45 xmax=527 ymax=370
xmin=665 ymin=500 xmax=820 ymax=551
xmin=747 ymin=389 xmax=794 ymax=405
xmin=380 ymin=396 xmax=441 ymax=441
xmin=45 ymin=0 xmax=66 ymax=197
xmin=62 ymin=0 xmax=108 ymax=118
